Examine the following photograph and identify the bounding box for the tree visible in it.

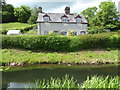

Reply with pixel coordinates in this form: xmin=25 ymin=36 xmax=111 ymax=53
xmin=2 ymin=4 xmax=17 ymax=23
xmin=14 ymin=5 xmax=31 ymax=23
xmin=81 ymin=7 xmax=97 ymax=26
xmin=96 ymin=1 xmax=119 ymax=30
xmin=81 ymin=0 xmax=120 ymax=31
xmin=28 ymin=7 xmax=38 ymax=24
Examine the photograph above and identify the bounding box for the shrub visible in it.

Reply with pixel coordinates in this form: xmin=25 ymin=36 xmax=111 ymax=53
xmin=2 ymin=32 xmax=119 ymax=51
xmin=88 ymin=26 xmax=106 ymax=34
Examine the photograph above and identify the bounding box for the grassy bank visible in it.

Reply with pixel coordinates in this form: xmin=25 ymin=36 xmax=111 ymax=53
xmin=1 ymin=49 xmax=118 ymax=66
xmin=32 ymin=75 xmax=119 ymax=88
xmin=1 ymin=22 xmax=36 ymax=34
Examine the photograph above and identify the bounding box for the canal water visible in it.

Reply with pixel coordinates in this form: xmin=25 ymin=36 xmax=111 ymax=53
xmin=2 ymin=64 xmax=119 ymax=89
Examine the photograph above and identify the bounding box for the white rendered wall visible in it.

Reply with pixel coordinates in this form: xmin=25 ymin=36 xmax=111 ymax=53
xmin=38 ymin=22 xmax=87 ymax=35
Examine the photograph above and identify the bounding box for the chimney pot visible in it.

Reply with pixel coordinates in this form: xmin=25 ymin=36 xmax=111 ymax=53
xmin=38 ymin=7 xmax=42 ymax=13
xmin=65 ymin=6 xmax=70 ymax=14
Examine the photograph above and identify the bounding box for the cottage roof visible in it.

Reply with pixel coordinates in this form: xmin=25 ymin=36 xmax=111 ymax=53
xmin=75 ymin=15 xmax=82 ymax=18
xmin=37 ymin=13 xmax=87 ymax=23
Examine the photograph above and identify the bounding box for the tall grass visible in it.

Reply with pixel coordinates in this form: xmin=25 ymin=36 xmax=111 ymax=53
xmin=33 ymin=75 xmax=76 ymax=88
xmin=78 ymin=76 xmax=119 ymax=88
xmin=31 ymin=75 xmax=119 ymax=88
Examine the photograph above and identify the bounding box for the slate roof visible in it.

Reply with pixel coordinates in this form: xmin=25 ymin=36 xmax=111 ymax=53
xmin=37 ymin=13 xmax=88 ymax=23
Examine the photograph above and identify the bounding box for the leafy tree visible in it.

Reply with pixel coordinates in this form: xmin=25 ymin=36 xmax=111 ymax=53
xmin=2 ymin=4 xmax=17 ymax=23
xmin=81 ymin=7 xmax=97 ymax=26
xmin=14 ymin=5 xmax=31 ymax=23
xmin=96 ymin=1 xmax=119 ymax=30
xmin=81 ymin=0 xmax=120 ymax=32
xmin=28 ymin=7 xmax=38 ymax=24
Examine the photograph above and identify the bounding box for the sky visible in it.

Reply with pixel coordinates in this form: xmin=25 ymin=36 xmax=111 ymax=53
xmin=6 ymin=0 xmax=120 ymax=13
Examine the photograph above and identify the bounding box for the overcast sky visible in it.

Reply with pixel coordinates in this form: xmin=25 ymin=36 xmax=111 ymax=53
xmin=6 ymin=0 xmax=120 ymax=13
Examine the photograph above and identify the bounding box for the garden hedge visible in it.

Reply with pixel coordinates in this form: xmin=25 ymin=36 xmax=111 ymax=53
xmin=2 ymin=32 xmax=119 ymax=51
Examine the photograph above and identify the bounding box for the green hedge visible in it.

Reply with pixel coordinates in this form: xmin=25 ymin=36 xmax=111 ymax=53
xmin=2 ymin=33 xmax=119 ymax=51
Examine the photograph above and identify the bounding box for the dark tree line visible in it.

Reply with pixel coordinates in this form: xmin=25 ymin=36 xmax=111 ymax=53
xmin=2 ymin=4 xmax=38 ymax=24
xmin=2 ymin=4 xmax=18 ymax=23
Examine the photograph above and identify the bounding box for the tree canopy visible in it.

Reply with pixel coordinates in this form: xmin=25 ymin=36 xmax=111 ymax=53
xmin=2 ymin=4 xmax=17 ymax=23
xmin=27 ymin=7 xmax=38 ymax=24
xmin=81 ymin=0 xmax=120 ymax=32
xmin=14 ymin=5 xmax=31 ymax=23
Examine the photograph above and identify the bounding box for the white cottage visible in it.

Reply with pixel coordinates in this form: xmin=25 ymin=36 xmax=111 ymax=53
xmin=37 ymin=7 xmax=88 ymax=36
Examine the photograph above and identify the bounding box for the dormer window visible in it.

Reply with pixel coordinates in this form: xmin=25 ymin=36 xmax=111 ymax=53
xmin=43 ymin=14 xmax=50 ymax=22
xmin=75 ymin=15 xmax=82 ymax=22
xmin=61 ymin=15 xmax=68 ymax=22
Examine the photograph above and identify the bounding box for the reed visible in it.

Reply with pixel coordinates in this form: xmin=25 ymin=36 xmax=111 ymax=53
xmin=31 ymin=75 xmax=119 ymax=88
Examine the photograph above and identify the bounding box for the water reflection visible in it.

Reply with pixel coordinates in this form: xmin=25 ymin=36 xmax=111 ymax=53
xmin=2 ymin=64 xmax=119 ymax=88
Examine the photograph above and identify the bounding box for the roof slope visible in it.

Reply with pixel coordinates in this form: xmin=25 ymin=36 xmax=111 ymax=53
xmin=37 ymin=13 xmax=87 ymax=23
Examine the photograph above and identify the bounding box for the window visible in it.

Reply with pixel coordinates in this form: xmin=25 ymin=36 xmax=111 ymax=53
xmin=75 ymin=15 xmax=82 ymax=22
xmin=61 ymin=31 xmax=67 ymax=35
xmin=80 ymin=31 xmax=86 ymax=34
xmin=62 ymin=17 xmax=68 ymax=22
xmin=73 ymin=32 xmax=77 ymax=36
xmin=76 ymin=18 xmax=81 ymax=22
xmin=61 ymin=15 xmax=68 ymax=22
xmin=43 ymin=17 xmax=49 ymax=22
xmin=43 ymin=14 xmax=50 ymax=22
xmin=53 ymin=31 xmax=59 ymax=34
xmin=44 ymin=31 xmax=49 ymax=34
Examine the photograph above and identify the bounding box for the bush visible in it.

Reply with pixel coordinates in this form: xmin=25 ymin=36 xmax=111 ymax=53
xmin=88 ymin=26 xmax=106 ymax=34
xmin=2 ymin=32 xmax=119 ymax=51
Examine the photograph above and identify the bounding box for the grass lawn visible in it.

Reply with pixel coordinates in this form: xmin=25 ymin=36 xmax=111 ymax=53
xmin=1 ymin=22 xmax=36 ymax=34
xmin=1 ymin=49 xmax=118 ymax=66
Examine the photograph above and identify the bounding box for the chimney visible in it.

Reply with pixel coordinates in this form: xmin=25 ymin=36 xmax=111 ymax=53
xmin=38 ymin=7 xmax=42 ymax=13
xmin=65 ymin=6 xmax=70 ymax=15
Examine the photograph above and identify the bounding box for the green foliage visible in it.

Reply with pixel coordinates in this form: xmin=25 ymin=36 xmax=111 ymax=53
xmin=88 ymin=26 xmax=106 ymax=34
xmin=2 ymin=4 xmax=17 ymax=23
xmin=96 ymin=1 xmax=119 ymax=30
xmin=1 ymin=22 xmax=36 ymax=34
xmin=14 ymin=5 xmax=31 ymax=23
xmin=68 ymin=30 xmax=74 ymax=36
xmin=32 ymin=75 xmax=119 ymax=88
xmin=81 ymin=7 xmax=97 ymax=27
xmin=34 ymin=75 xmax=76 ymax=88
xmin=78 ymin=75 xmax=119 ymax=88
xmin=28 ymin=7 xmax=38 ymax=24
xmin=81 ymin=1 xmax=119 ymax=32
xmin=2 ymin=32 xmax=119 ymax=52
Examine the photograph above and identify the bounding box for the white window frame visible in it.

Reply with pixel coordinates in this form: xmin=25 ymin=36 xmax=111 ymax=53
xmin=61 ymin=31 xmax=67 ymax=35
xmin=43 ymin=17 xmax=49 ymax=22
xmin=75 ymin=18 xmax=81 ymax=22
xmin=73 ymin=32 xmax=77 ymax=36
xmin=61 ymin=17 xmax=68 ymax=22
